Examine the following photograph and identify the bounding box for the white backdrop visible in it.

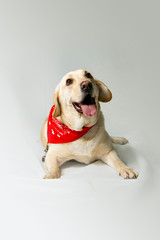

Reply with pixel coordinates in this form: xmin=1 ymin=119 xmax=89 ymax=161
xmin=0 ymin=0 xmax=160 ymax=239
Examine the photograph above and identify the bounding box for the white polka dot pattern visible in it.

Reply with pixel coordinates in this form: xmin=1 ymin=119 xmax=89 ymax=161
xmin=47 ymin=105 xmax=94 ymax=144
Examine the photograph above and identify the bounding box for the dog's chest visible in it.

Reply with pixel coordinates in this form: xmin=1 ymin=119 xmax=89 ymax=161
xmin=68 ymin=137 xmax=98 ymax=157
xmin=66 ymin=123 xmax=107 ymax=161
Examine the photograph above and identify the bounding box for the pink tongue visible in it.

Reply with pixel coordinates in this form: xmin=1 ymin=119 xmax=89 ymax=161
xmin=81 ymin=104 xmax=97 ymax=117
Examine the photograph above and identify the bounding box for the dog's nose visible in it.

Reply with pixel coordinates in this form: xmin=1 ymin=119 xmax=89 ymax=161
xmin=80 ymin=81 xmax=92 ymax=92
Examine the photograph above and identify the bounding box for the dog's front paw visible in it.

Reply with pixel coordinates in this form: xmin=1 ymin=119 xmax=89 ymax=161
xmin=119 ymin=167 xmax=138 ymax=179
xmin=43 ymin=169 xmax=61 ymax=179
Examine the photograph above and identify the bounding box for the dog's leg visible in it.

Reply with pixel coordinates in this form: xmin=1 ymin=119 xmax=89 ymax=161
xmin=102 ymin=149 xmax=138 ymax=179
xmin=110 ymin=136 xmax=128 ymax=145
xmin=43 ymin=147 xmax=61 ymax=179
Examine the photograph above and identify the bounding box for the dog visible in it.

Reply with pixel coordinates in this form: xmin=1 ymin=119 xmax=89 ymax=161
xmin=41 ymin=69 xmax=138 ymax=179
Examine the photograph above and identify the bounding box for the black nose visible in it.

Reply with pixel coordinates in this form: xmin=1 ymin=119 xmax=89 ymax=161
xmin=80 ymin=81 xmax=92 ymax=92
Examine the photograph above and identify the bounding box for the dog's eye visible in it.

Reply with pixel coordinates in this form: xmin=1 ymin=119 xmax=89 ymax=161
xmin=66 ymin=78 xmax=73 ymax=86
xmin=85 ymin=72 xmax=92 ymax=78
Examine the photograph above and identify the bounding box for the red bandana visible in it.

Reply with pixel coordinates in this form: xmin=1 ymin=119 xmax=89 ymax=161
xmin=47 ymin=105 xmax=93 ymax=144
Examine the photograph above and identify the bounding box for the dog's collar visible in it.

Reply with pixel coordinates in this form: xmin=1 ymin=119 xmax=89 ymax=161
xmin=47 ymin=105 xmax=94 ymax=144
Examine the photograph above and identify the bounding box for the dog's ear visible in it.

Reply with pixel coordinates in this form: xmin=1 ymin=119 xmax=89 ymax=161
xmin=95 ymin=80 xmax=112 ymax=102
xmin=52 ymin=87 xmax=61 ymax=118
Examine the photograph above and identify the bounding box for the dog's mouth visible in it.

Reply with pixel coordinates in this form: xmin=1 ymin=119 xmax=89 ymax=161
xmin=72 ymin=94 xmax=97 ymax=117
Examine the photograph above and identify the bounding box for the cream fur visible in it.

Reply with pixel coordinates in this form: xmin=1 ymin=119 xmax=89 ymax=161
xmin=41 ymin=69 xmax=138 ymax=179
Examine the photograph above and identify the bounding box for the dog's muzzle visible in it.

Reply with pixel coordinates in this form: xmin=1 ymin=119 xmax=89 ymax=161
xmin=80 ymin=81 xmax=92 ymax=93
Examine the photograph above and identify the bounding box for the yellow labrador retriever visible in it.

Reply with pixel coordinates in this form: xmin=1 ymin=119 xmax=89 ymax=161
xmin=41 ymin=69 xmax=138 ymax=179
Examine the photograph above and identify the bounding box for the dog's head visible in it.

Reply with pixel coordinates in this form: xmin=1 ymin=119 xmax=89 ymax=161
xmin=52 ymin=69 xmax=112 ymax=130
